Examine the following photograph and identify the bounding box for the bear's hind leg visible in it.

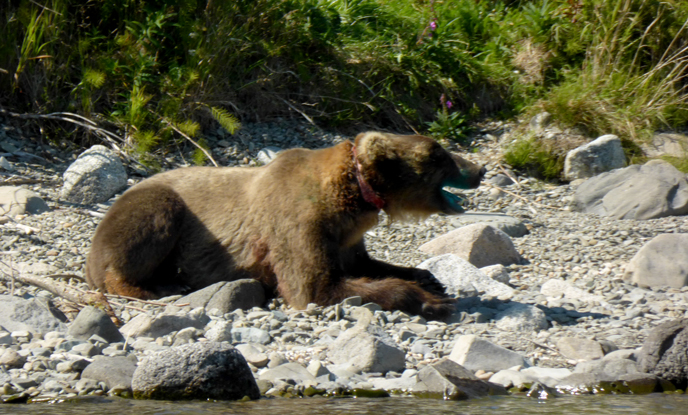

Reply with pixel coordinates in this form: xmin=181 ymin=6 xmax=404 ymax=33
xmin=86 ymin=185 xmax=187 ymax=299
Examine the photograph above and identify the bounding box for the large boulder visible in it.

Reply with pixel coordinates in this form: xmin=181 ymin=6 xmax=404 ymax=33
xmin=563 ymin=134 xmax=626 ymax=180
xmin=0 ymin=187 xmax=49 ymax=217
xmin=132 ymin=342 xmax=260 ymax=400
xmin=61 ymin=145 xmax=127 ymax=204
xmin=419 ymin=224 xmax=521 ymax=268
xmin=623 ymin=234 xmax=688 ymax=288
xmin=0 ymin=295 xmax=67 ymax=334
xmin=637 ymin=319 xmax=688 ymax=386
xmin=572 ymin=160 xmax=688 ymax=219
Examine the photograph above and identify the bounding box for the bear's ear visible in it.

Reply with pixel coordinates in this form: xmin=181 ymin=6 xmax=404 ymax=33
xmin=355 ymin=132 xmax=390 ymax=162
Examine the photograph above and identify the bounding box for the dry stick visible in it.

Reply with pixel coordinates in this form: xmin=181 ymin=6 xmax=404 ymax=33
xmin=273 ymin=95 xmax=316 ymax=126
xmin=161 ymin=118 xmax=219 ymax=167
xmin=483 ymin=182 xmax=566 ymax=212
xmin=0 ymin=266 xmax=121 ymax=325
xmin=497 ymin=163 xmax=522 ymax=189
xmin=104 ymin=293 xmax=190 ymax=308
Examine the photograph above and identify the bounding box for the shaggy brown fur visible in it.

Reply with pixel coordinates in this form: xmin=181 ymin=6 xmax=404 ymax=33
xmin=85 ymin=132 xmax=485 ymax=319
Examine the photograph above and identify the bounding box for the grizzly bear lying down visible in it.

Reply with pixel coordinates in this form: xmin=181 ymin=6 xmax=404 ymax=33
xmin=85 ymin=132 xmax=485 ymax=319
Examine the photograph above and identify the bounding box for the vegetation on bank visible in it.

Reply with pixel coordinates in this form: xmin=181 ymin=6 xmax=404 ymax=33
xmin=1 ymin=0 xmax=687 ymax=175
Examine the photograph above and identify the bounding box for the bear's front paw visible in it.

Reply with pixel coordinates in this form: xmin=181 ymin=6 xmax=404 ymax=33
xmin=413 ymin=269 xmax=448 ymax=297
xmin=421 ymin=296 xmax=456 ymax=320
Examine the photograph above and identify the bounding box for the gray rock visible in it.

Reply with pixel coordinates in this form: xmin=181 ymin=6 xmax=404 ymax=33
xmin=0 ymin=348 xmax=25 ymax=368
xmin=231 ymin=327 xmax=270 ymax=345
xmin=564 ymin=134 xmax=626 ymax=181
xmin=489 ymin=369 xmax=538 ymax=388
xmin=557 ymin=337 xmax=605 ymax=361
xmin=175 ymin=280 xmax=265 ymax=314
xmin=480 ymin=264 xmax=510 ymax=284
xmin=413 ymin=358 xmax=507 ymax=399
xmin=623 ymin=234 xmax=688 ymax=288
xmin=68 ymin=306 xmax=124 ymax=343
xmin=258 ymin=362 xmax=316 ymax=384
xmin=574 ymin=358 xmax=639 ymax=380
xmin=449 ymin=335 xmax=529 ymax=372
xmin=487 ymin=174 xmax=515 ymax=187
xmin=0 ymin=187 xmax=50 ymax=216
xmin=0 ymin=295 xmax=67 ymax=334
xmin=572 ymin=160 xmax=688 ymax=219
xmin=637 ymin=319 xmax=688 ymax=385
xmin=418 ymin=254 xmax=514 ymax=300
xmin=450 ymin=213 xmax=529 ymax=237
xmin=494 ymin=303 xmax=548 ymax=332
xmin=132 ymin=342 xmax=260 ymax=400
xmin=641 ymin=133 xmax=688 ymax=158
xmin=204 ymin=320 xmax=233 ymax=342
xmin=120 ymin=309 xmax=209 ymax=338
xmin=81 ymin=355 xmax=138 ymax=390
xmin=420 ymin=224 xmax=521 ymax=267
xmin=0 ymin=156 xmax=13 ymax=171
xmin=327 ymin=317 xmax=405 ymax=374
xmin=61 ymin=145 xmax=128 ymax=204
xmin=256 ymin=147 xmax=282 ymax=165
xmin=530 ymin=112 xmax=552 ymax=131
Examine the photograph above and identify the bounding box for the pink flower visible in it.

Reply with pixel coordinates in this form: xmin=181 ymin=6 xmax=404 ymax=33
xmin=430 ymin=21 xmax=437 ymax=31
xmin=446 ymin=100 xmax=453 ymax=109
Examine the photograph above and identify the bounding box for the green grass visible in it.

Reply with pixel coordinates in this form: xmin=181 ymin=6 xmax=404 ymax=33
xmin=1 ymin=0 xmax=687 ymax=167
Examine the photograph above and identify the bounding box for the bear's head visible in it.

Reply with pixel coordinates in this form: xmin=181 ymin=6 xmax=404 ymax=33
xmin=354 ymin=131 xmax=486 ymax=219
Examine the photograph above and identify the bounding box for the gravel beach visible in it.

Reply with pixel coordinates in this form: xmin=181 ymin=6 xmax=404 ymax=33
xmin=1 ymin=119 xmax=688 ymax=401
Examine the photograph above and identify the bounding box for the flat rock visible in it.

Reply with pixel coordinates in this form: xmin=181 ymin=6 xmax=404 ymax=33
xmin=420 ymin=224 xmax=521 ymax=267
xmin=418 ymin=254 xmax=514 ymax=300
xmin=564 ymin=134 xmax=626 ymax=181
xmin=637 ymin=319 xmax=688 ymax=386
xmin=572 ymin=160 xmax=688 ymax=219
xmin=450 ymin=213 xmax=529 ymax=237
xmin=258 ymin=362 xmax=316 ymax=384
xmin=68 ymin=306 xmax=124 ymax=343
xmin=449 ymin=334 xmax=528 ymax=372
xmin=120 ymin=309 xmax=209 ymax=338
xmin=540 ymin=279 xmax=605 ymax=305
xmin=174 ymin=280 xmax=265 ymax=314
xmin=61 ymin=145 xmax=127 ymax=204
xmin=0 ymin=295 xmax=67 ymax=334
xmin=81 ymin=355 xmax=138 ymax=390
xmin=557 ymin=337 xmax=605 ymax=361
xmin=412 ymin=358 xmax=507 ymax=399
xmin=480 ymin=264 xmax=510 ymax=284
xmin=623 ymin=234 xmax=688 ymax=288
xmin=132 ymin=342 xmax=260 ymax=400
xmin=0 ymin=187 xmax=50 ymax=217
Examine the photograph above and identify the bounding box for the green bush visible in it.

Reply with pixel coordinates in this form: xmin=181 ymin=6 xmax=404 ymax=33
xmin=0 ymin=0 xmax=687 ymax=162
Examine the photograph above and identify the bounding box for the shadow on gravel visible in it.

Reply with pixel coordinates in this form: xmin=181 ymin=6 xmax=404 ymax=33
xmin=453 ymin=297 xmax=610 ymax=326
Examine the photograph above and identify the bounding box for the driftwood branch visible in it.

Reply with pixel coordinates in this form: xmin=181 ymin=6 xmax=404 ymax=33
xmin=483 ymin=182 xmax=566 ymax=213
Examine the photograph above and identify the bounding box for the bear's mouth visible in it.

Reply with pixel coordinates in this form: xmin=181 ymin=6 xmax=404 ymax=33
xmin=440 ymin=186 xmax=468 ymax=214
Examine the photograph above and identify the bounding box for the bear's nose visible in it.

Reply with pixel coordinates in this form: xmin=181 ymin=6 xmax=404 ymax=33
xmin=479 ymin=166 xmax=487 ymax=179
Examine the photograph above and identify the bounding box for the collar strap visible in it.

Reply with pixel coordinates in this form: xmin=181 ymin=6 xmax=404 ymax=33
xmin=352 ymin=145 xmax=385 ymax=210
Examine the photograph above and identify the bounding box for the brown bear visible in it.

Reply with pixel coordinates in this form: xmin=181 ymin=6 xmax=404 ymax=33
xmin=85 ymin=131 xmax=485 ymax=319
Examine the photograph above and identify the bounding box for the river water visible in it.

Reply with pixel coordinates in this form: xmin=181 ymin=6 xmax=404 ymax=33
xmin=2 ymin=394 xmax=687 ymax=415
